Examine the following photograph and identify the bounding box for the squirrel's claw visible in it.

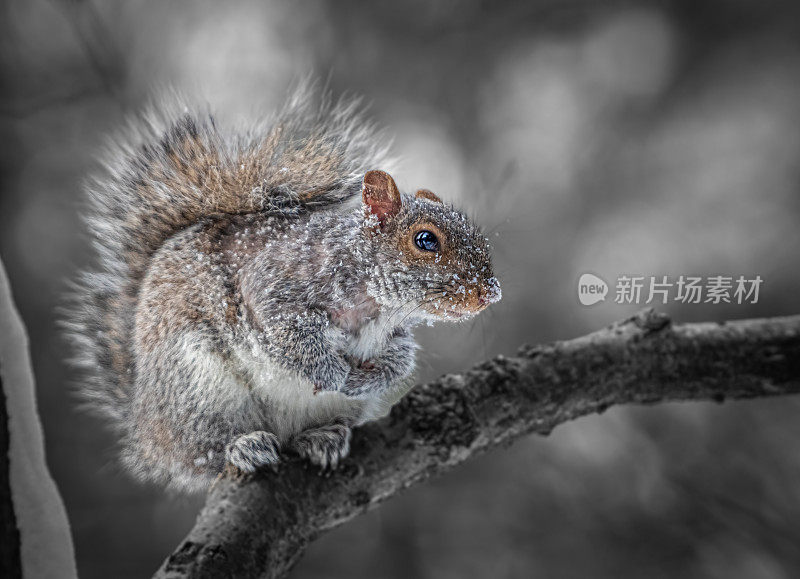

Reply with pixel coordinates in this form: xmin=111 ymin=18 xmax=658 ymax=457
xmin=225 ymin=431 xmax=281 ymax=473
xmin=291 ymin=423 xmax=352 ymax=471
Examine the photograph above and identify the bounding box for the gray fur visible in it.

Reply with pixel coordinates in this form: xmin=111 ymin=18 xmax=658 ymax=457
xmin=65 ymin=86 xmax=500 ymax=492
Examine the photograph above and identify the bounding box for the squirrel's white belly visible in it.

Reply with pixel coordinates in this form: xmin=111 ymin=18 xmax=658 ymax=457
xmin=246 ymin=358 xmax=364 ymax=443
xmin=235 ymin=347 xmax=399 ymax=443
xmin=229 ymin=316 xmax=414 ymax=443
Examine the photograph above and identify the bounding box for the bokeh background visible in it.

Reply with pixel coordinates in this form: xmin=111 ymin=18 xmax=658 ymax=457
xmin=2 ymin=0 xmax=800 ymax=577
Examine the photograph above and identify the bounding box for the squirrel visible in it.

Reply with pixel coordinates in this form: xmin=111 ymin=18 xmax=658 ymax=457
xmin=65 ymin=87 xmax=501 ymax=492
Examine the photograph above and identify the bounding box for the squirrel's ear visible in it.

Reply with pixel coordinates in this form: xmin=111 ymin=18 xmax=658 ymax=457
xmin=415 ymin=189 xmax=442 ymax=203
xmin=362 ymin=170 xmax=402 ymax=225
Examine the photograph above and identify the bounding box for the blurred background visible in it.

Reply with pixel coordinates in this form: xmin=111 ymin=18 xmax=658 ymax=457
xmin=2 ymin=0 xmax=800 ymax=577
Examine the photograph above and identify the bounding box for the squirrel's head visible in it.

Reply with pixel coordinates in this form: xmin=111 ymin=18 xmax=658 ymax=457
xmin=361 ymin=169 xmax=501 ymax=322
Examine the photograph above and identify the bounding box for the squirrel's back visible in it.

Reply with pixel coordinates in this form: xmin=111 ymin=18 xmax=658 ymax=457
xmin=66 ymin=86 xmax=391 ymax=427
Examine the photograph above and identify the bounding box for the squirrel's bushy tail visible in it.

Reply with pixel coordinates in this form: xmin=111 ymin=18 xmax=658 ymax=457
xmin=65 ymin=85 xmax=391 ymax=426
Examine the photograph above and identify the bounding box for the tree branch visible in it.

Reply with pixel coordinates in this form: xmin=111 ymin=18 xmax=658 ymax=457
xmin=0 ymin=258 xmax=77 ymax=578
xmin=154 ymin=310 xmax=800 ymax=579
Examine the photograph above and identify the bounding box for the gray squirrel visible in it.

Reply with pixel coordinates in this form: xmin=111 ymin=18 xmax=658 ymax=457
xmin=66 ymin=87 xmax=501 ymax=492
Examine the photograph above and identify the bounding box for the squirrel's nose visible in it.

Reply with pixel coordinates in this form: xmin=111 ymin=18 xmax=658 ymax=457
xmin=479 ymin=277 xmax=502 ymax=307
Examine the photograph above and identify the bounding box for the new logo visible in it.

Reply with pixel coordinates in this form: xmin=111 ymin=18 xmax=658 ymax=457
xmin=578 ymin=273 xmax=608 ymax=306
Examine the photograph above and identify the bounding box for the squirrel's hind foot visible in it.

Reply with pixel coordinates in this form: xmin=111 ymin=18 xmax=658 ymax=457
xmin=291 ymin=423 xmax=352 ymax=470
xmin=226 ymin=430 xmax=281 ymax=473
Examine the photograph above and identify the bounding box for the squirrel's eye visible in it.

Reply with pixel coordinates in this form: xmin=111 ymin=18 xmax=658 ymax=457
xmin=414 ymin=230 xmax=440 ymax=252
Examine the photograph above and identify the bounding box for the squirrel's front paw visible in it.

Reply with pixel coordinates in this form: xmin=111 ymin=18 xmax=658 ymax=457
xmin=291 ymin=423 xmax=351 ymax=470
xmin=226 ymin=431 xmax=280 ymax=473
xmin=340 ymin=364 xmax=391 ymax=398
xmin=310 ymin=354 xmax=351 ymax=395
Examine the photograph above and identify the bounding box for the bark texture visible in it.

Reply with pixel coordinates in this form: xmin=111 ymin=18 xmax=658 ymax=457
xmin=155 ymin=310 xmax=800 ymax=579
